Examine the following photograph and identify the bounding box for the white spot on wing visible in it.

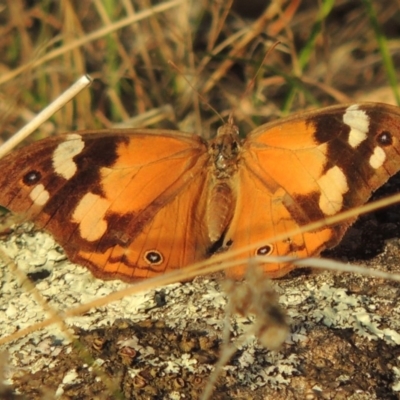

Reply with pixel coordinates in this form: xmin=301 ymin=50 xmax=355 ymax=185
xmin=53 ymin=134 xmax=85 ymax=180
xmin=29 ymin=184 xmax=50 ymax=206
xmin=72 ymin=192 xmax=110 ymax=241
xmin=317 ymin=166 xmax=349 ymax=216
xmin=369 ymin=146 xmax=386 ymax=169
xmin=343 ymin=104 xmax=370 ymax=148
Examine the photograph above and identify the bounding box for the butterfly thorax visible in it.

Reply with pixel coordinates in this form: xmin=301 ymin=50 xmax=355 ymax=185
xmin=209 ymin=122 xmax=241 ymax=179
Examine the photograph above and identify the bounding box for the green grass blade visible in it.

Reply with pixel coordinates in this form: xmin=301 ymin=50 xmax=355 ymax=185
xmin=362 ymin=0 xmax=400 ymax=105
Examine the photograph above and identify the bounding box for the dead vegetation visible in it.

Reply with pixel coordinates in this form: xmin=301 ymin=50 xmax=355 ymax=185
xmin=1 ymin=0 xmax=400 ymax=399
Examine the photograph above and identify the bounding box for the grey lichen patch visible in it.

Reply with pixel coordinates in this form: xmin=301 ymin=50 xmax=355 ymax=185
xmin=1 ymin=226 xmax=400 ymax=398
xmin=0 ymin=226 xmax=157 ymax=386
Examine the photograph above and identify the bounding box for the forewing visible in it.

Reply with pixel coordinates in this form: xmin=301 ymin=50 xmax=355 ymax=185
xmin=0 ymin=129 xmax=210 ymax=281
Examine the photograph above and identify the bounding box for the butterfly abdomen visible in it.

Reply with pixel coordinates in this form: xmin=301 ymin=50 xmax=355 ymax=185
xmin=206 ymin=181 xmax=235 ymax=243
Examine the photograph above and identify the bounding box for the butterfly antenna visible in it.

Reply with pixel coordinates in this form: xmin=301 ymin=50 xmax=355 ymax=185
xmin=168 ymin=60 xmax=225 ymax=125
xmin=229 ymin=41 xmax=281 ymax=125
xmin=243 ymin=41 xmax=281 ymax=102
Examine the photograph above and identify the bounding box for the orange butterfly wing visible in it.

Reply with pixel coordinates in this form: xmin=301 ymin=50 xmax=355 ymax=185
xmin=224 ymin=103 xmax=400 ymax=278
xmin=75 ymin=164 xmax=210 ymax=280
xmin=0 ymin=130 xmax=211 ymax=281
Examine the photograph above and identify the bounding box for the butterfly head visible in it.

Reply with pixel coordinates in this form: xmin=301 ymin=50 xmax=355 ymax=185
xmin=216 ymin=114 xmax=239 ymax=139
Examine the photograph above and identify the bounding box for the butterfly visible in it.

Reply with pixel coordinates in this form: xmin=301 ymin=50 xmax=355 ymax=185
xmin=0 ymin=102 xmax=399 ymax=282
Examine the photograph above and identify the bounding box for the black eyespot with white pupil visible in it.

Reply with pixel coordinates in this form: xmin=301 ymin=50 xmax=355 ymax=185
xmin=22 ymin=170 xmax=42 ymax=186
xmin=377 ymin=131 xmax=393 ymax=146
xmin=144 ymin=250 xmax=163 ymax=265
xmin=256 ymin=244 xmax=273 ymax=256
